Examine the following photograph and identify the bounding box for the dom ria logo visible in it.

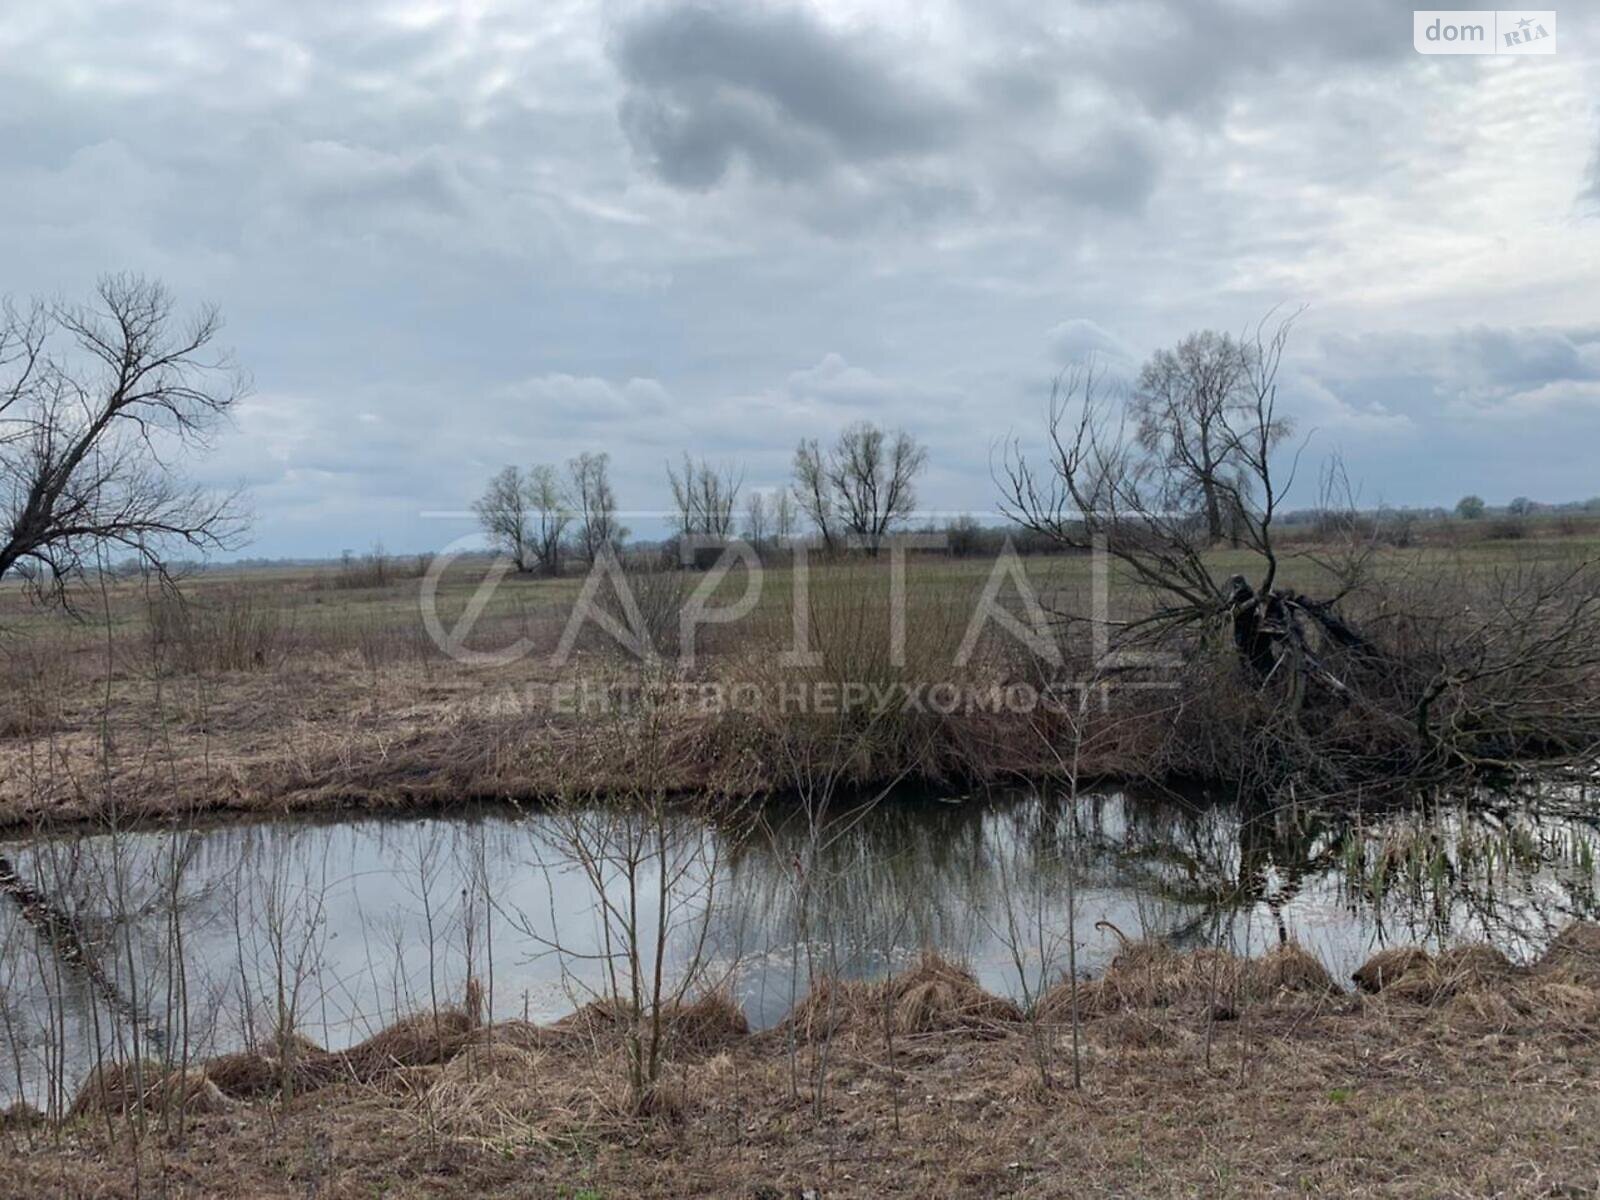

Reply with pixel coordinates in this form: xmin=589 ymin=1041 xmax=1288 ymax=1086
xmin=1414 ymin=10 xmax=1556 ymax=54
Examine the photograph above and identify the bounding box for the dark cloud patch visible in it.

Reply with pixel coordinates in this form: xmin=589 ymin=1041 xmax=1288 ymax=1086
xmin=609 ymin=1 xmax=1164 ymax=219
xmin=614 ymin=3 xmax=960 ymax=186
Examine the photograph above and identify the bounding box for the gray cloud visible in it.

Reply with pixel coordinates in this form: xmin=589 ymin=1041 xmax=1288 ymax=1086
xmin=1056 ymin=0 xmax=1407 ymax=120
xmin=1313 ymin=328 xmax=1600 ymax=405
xmin=614 ymin=3 xmax=960 ymax=186
xmin=1046 ymin=318 xmax=1134 ymax=367
xmin=610 ymin=1 xmax=1163 ymax=218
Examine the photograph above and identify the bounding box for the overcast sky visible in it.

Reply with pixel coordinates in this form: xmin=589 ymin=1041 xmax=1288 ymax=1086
xmin=3 ymin=0 xmax=1597 ymax=557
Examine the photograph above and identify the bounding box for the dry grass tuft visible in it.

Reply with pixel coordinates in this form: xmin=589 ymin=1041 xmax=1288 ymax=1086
xmin=670 ymin=991 xmax=750 ymax=1054
xmin=1536 ymin=921 xmax=1600 ymax=984
xmin=203 ymin=1038 xmax=334 ymax=1098
xmin=1383 ymin=964 xmax=1448 ymax=1004
xmin=784 ymin=954 xmax=1022 ymax=1042
xmin=201 ymin=1051 xmax=282 ymax=1099
xmin=1386 ymin=943 xmax=1518 ymax=1005
xmin=1032 ymin=975 xmax=1093 ymax=1024
xmin=69 ymin=1060 xmax=234 ymax=1118
xmin=890 ymin=956 xmax=1024 ymax=1035
xmin=1436 ymin=943 xmax=1515 ymax=987
xmin=1445 ymin=988 xmax=1519 ymax=1031
xmin=1059 ymin=942 xmax=1245 ymax=1015
xmin=433 ymin=1040 xmax=544 ymax=1089
xmin=1037 ymin=941 xmax=1336 ymax=1021
xmin=780 ymin=975 xmax=859 ymax=1042
xmin=1352 ymin=946 xmax=1433 ymax=993
xmin=549 ymin=997 xmax=630 ymax=1037
xmin=1248 ymin=943 xmax=1340 ymax=999
xmin=1518 ymin=980 xmax=1600 ymax=1025
xmin=423 ymin=1035 xmax=646 ymax=1146
xmin=547 ymin=992 xmax=748 ymax=1057
xmin=68 ymin=1059 xmax=167 ymax=1118
xmin=340 ymin=1007 xmax=477 ymax=1080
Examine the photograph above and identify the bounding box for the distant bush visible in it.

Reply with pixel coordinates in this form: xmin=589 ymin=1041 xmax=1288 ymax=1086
xmin=314 ymin=545 xmax=430 ymax=591
xmin=1484 ymin=516 xmax=1528 ymax=541
xmin=946 ymin=515 xmax=986 ymax=558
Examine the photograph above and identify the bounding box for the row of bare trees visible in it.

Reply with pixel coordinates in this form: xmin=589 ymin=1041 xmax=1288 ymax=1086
xmin=472 ymin=453 xmax=625 ymax=576
xmin=474 ymin=420 xmax=928 ymax=572
xmin=672 ymin=423 xmax=928 ymax=558
xmin=667 ymin=422 xmax=930 ymax=559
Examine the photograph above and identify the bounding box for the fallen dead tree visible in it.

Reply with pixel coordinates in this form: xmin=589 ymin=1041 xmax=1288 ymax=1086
xmin=999 ymin=320 xmax=1600 ymax=793
xmin=0 ymin=855 xmax=170 ymax=1055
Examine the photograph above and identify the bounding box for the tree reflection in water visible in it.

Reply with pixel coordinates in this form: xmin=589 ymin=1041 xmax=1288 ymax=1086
xmin=2 ymin=783 xmax=1597 ymax=1106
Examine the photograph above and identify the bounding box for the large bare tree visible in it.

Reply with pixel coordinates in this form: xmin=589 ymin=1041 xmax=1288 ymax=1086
xmin=473 ymin=465 xmax=535 ymax=573
xmin=475 ymin=463 xmax=573 ymax=575
xmin=829 ymin=422 xmax=927 ymax=554
xmin=569 ymin=451 xmax=624 ymax=563
xmin=666 ymin=453 xmax=742 ymax=539
xmin=740 ymin=490 xmax=769 ymax=552
xmin=792 ymin=422 xmax=927 ymax=555
xmin=772 ymin=489 xmax=797 ymax=548
xmin=792 ymin=437 xmax=837 ymax=553
xmin=1130 ymin=330 xmax=1289 ymax=546
xmin=0 ymin=275 xmax=244 ymax=599
xmin=999 ymin=317 xmax=1337 ymax=670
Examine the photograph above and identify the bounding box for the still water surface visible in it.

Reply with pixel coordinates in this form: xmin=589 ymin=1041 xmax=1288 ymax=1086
xmin=2 ymin=785 xmax=1597 ymax=1105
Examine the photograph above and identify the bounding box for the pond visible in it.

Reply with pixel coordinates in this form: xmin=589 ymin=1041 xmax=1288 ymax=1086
xmin=3 ymin=783 xmax=1598 ymax=1107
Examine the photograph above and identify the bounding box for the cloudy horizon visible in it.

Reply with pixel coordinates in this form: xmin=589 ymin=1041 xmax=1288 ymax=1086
xmin=3 ymin=0 xmax=1597 ymax=559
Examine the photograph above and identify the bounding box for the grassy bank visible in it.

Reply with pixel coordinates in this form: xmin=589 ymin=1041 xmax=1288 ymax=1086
xmin=2 ymin=527 xmax=1599 ymax=831
xmin=8 ymin=930 xmax=1600 ymax=1197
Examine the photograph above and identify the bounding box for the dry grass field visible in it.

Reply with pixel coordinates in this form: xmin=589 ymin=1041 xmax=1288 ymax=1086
xmin=8 ymin=930 xmax=1600 ymax=1198
xmin=3 ymin=521 xmax=1599 ymax=831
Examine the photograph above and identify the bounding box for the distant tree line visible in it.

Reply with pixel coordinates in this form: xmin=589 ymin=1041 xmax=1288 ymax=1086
xmin=474 ymin=340 xmax=1597 ymax=578
xmin=474 ymin=419 xmax=931 ymax=572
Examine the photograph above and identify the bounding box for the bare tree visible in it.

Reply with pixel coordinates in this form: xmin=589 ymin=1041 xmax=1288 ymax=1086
xmin=473 ymin=466 xmax=534 ymax=573
xmin=792 ymin=438 xmax=836 ymax=553
xmin=666 ymin=454 xmax=742 ymax=540
xmin=999 ymin=321 xmax=1324 ymax=665
xmin=741 ymin=490 xmax=770 ymax=553
xmin=792 ymin=423 xmax=927 ymax=556
xmin=0 ymin=275 xmax=245 ymax=598
xmin=527 ymin=464 xmax=571 ymax=576
xmin=828 ymin=423 xmax=927 ymax=555
xmin=1130 ymin=330 xmax=1288 ymax=545
xmin=773 ymin=490 xmax=797 ymax=548
xmin=568 ymin=451 xmax=625 ymax=563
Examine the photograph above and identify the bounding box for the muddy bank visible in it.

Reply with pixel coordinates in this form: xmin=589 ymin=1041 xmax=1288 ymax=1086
xmin=11 ymin=930 xmax=1600 ymax=1198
